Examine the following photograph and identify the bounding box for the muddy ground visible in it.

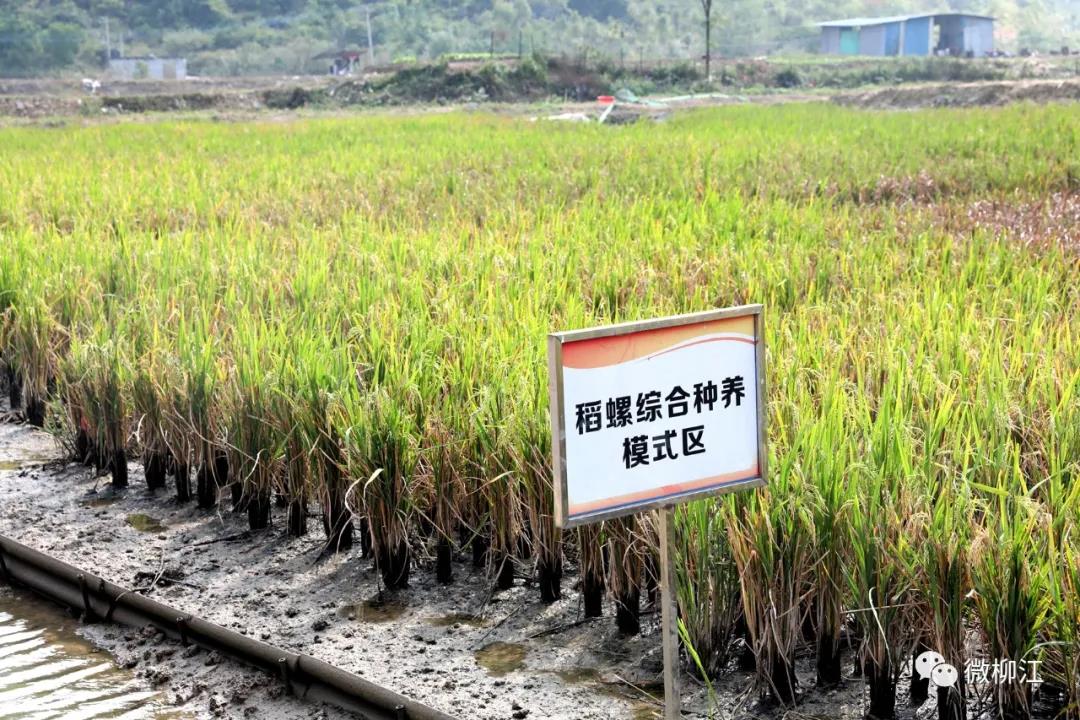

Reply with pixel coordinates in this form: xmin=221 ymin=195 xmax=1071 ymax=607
xmin=0 ymin=75 xmax=321 ymax=120
xmin=833 ymin=78 xmax=1080 ymax=109
xmin=0 ymin=403 xmax=956 ymax=720
xmin=0 ymin=86 xmax=789 ymax=124
xmin=0 ymin=76 xmax=330 ymax=98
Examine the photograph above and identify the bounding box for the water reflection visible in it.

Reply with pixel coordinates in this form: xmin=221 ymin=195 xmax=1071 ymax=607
xmin=0 ymin=586 xmax=183 ymax=719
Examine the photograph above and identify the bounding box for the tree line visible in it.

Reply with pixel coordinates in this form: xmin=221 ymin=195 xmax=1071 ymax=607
xmin=0 ymin=0 xmax=1075 ymax=77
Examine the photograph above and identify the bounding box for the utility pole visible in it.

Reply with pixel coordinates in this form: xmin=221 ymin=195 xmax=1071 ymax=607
xmin=103 ymin=16 xmax=111 ymax=60
xmin=365 ymin=6 xmax=374 ymax=66
xmin=700 ymin=0 xmax=713 ymax=80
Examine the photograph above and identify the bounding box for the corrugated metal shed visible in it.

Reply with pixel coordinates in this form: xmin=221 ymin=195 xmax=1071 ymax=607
xmin=818 ymin=14 xmax=928 ymax=28
xmin=817 ymin=12 xmax=994 ymax=27
xmin=816 ymin=12 xmax=994 ymax=57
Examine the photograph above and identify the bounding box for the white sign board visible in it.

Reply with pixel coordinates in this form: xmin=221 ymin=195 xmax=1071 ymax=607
xmin=548 ymin=305 xmax=767 ymax=528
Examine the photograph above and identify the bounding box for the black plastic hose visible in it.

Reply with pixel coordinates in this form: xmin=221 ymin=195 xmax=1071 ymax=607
xmin=0 ymin=533 xmax=457 ymax=720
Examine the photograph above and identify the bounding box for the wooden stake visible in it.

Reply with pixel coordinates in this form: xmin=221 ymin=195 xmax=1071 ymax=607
xmin=659 ymin=506 xmax=681 ymax=719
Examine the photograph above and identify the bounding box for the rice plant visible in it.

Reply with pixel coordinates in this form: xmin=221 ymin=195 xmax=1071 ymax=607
xmin=971 ymin=472 xmax=1051 ymax=720
xmin=229 ymin=318 xmax=283 ymax=530
xmin=803 ymin=391 xmax=854 ymax=689
xmin=673 ymin=501 xmax=740 ymax=678
xmin=1 ymin=294 xmax=62 ymax=427
xmin=82 ymin=338 xmax=131 ymax=488
xmin=727 ymin=463 xmax=814 ymax=705
xmin=130 ymin=326 xmax=172 ymax=491
xmin=419 ymin=414 xmax=464 ymax=583
xmin=607 ymin=515 xmax=646 ymax=637
xmin=344 ymin=388 xmax=417 ymax=590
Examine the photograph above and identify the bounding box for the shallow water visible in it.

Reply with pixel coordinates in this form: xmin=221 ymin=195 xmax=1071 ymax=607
xmin=425 ymin=612 xmax=485 ymax=628
xmin=474 ymin=641 xmax=527 ymax=676
xmin=551 ymin=665 xmax=601 ymax=684
xmin=0 ymin=586 xmax=183 ymax=719
xmin=0 ymin=438 xmax=56 ymax=473
xmin=125 ymin=514 xmax=165 ymax=533
xmin=337 ymin=597 xmax=407 ymax=623
xmin=80 ymin=496 xmax=120 ymax=509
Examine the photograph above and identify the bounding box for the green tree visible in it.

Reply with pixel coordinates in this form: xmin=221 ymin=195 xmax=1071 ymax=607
xmin=41 ymin=23 xmax=83 ymax=67
xmin=0 ymin=16 xmax=42 ymax=74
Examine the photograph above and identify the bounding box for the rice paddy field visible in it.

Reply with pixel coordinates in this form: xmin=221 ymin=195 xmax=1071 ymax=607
xmin=0 ymin=102 xmax=1078 ymax=719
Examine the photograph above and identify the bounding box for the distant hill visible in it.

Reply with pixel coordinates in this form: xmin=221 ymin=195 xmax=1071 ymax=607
xmin=1 ymin=0 xmax=1077 ymax=77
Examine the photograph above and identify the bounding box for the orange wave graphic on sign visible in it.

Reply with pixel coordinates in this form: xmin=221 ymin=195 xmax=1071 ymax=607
xmin=568 ymin=464 xmax=760 ymax=516
xmin=562 ymin=315 xmax=755 ymax=370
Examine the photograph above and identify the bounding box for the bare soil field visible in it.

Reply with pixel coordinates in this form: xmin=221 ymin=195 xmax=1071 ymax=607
xmin=834 ymin=78 xmax=1080 ymax=109
xmin=0 ymin=76 xmax=330 ymax=98
xmin=1 ymin=67 xmax=1078 ymax=123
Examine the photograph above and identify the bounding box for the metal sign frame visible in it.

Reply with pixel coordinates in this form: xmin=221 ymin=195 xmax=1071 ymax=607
xmin=547 ymin=304 xmax=768 ymax=530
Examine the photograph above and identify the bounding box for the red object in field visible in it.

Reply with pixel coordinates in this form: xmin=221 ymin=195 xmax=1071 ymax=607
xmin=597 ymin=95 xmax=615 ymax=104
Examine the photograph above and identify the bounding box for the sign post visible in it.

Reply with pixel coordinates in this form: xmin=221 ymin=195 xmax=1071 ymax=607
xmin=658 ymin=506 xmax=680 ymax=720
xmin=548 ymin=305 xmax=767 ymax=718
